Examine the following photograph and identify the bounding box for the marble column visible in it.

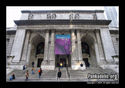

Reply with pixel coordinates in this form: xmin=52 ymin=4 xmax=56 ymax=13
xmin=71 ymin=30 xmax=77 ymax=60
xmin=95 ymin=30 xmax=106 ymax=64
xmin=49 ymin=30 xmax=55 ymax=60
xmin=26 ymin=42 xmax=32 ymax=65
xmin=76 ymin=30 xmax=82 ymax=61
xmin=48 ymin=30 xmax=55 ymax=69
xmin=11 ymin=29 xmax=26 ymax=62
xmin=44 ymin=30 xmax=49 ymax=61
xmin=94 ymin=41 xmax=101 ymax=65
xmin=100 ymin=28 xmax=115 ymax=63
xmin=21 ymin=31 xmax=30 ymax=61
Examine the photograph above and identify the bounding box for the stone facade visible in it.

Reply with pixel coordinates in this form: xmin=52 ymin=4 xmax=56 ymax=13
xmin=6 ymin=10 xmax=119 ymax=72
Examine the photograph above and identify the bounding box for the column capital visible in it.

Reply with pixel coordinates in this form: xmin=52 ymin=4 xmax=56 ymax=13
xmin=71 ymin=29 xmax=76 ymax=32
xmin=76 ymin=29 xmax=81 ymax=33
xmin=45 ymin=30 xmax=49 ymax=33
xmin=51 ymin=29 xmax=55 ymax=32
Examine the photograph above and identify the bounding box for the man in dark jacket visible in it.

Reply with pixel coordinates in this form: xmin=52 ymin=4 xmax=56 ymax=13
xmin=12 ymin=73 xmax=15 ymax=79
xmin=32 ymin=62 xmax=34 ymax=67
xmin=57 ymin=70 xmax=62 ymax=80
xmin=38 ymin=68 xmax=42 ymax=78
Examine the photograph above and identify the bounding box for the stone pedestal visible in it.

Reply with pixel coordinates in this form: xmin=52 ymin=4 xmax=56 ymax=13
xmin=26 ymin=42 xmax=32 ymax=65
xmin=11 ymin=29 xmax=26 ymax=62
xmin=71 ymin=30 xmax=85 ymax=70
xmin=44 ymin=30 xmax=49 ymax=61
xmin=71 ymin=30 xmax=77 ymax=60
xmin=95 ymin=30 xmax=106 ymax=65
xmin=42 ymin=30 xmax=55 ymax=70
xmin=100 ymin=28 xmax=115 ymax=63
xmin=48 ymin=30 xmax=55 ymax=69
xmin=21 ymin=31 xmax=30 ymax=61
xmin=94 ymin=42 xmax=100 ymax=65
xmin=76 ymin=30 xmax=82 ymax=61
xmin=71 ymin=30 xmax=77 ymax=69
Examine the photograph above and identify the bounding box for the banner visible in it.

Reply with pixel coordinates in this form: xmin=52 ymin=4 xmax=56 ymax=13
xmin=55 ymin=34 xmax=71 ymax=55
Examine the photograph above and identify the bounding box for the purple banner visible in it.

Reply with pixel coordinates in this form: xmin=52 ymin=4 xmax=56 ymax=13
xmin=55 ymin=34 xmax=71 ymax=55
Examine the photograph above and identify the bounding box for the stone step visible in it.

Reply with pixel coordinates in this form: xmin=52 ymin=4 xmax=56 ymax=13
xmin=7 ymin=68 xmax=58 ymax=80
xmin=7 ymin=67 xmax=118 ymax=81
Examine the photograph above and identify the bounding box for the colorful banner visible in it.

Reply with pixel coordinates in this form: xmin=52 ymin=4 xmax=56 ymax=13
xmin=55 ymin=34 xmax=71 ymax=55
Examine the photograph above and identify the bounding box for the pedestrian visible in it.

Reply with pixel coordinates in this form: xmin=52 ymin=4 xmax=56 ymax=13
xmin=57 ymin=69 xmax=62 ymax=80
xmin=9 ymin=73 xmax=15 ymax=80
xmin=83 ymin=58 xmax=90 ymax=69
xmin=31 ymin=67 xmax=35 ymax=74
xmin=60 ymin=62 xmax=63 ymax=69
xmin=25 ymin=70 xmax=29 ymax=80
xmin=12 ymin=73 xmax=15 ymax=80
xmin=9 ymin=75 xmax=13 ymax=80
xmin=80 ymin=62 xmax=83 ymax=67
xmin=23 ymin=65 xmax=26 ymax=70
xmin=32 ymin=61 xmax=34 ymax=67
xmin=38 ymin=68 xmax=42 ymax=78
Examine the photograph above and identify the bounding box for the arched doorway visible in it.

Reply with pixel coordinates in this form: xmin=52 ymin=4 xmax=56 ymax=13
xmin=36 ymin=42 xmax=44 ymax=67
xmin=29 ymin=34 xmax=45 ymax=67
xmin=81 ymin=42 xmax=90 ymax=68
xmin=81 ymin=34 xmax=97 ymax=67
xmin=55 ymin=33 xmax=71 ymax=67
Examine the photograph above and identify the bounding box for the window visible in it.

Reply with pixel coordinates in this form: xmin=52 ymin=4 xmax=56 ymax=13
xmin=116 ymin=38 xmax=119 ymax=41
xmin=7 ymin=38 xmax=9 ymax=42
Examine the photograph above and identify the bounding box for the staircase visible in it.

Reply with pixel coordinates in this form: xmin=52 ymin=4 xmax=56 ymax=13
xmin=56 ymin=67 xmax=69 ymax=81
xmin=7 ymin=67 xmax=57 ymax=81
xmin=6 ymin=66 xmax=118 ymax=82
xmin=69 ymin=67 xmax=118 ymax=81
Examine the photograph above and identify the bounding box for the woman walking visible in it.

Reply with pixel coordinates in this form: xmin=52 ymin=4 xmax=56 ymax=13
xmin=25 ymin=70 xmax=29 ymax=80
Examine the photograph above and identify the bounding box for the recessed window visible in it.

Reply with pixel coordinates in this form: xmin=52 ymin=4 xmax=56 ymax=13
xmin=116 ymin=38 xmax=119 ymax=41
xmin=7 ymin=38 xmax=9 ymax=42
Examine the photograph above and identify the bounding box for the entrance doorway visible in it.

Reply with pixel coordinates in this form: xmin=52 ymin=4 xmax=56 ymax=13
xmin=83 ymin=58 xmax=90 ymax=68
xmin=37 ymin=58 xmax=43 ymax=67
xmin=55 ymin=55 xmax=71 ymax=67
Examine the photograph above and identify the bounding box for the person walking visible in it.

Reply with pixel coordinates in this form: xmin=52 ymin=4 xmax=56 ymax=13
xmin=38 ymin=68 xmax=42 ymax=78
xmin=83 ymin=58 xmax=90 ymax=69
xmin=32 ymin=61 xmax=34 ymax=67
xmin=12 ymin=73 xmax=15 ymax=80
xmin=80 ymin=62 xmax=83 ymax=67
xmin=60 ymin=62 xmax=63 ymax=69
xmin=31 ymin=67 xmax=35 ymax=74
xmin=57 ymin=69 xmax=62 ymax=80
xmin=25 ymin=70 xmax=29 ymax=80
xmin=23 ymin=65 xmax=26 ymax=70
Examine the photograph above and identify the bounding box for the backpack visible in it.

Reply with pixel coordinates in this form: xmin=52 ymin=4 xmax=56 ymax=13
xmin=9 ymin=76 xmax=13 ymax=80
xmin=38 ymin=69 xmax=40 ymax=73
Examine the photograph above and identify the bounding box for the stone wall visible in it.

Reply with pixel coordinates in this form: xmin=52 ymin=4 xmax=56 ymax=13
xmin=110 ymin=31 xmax=119 ymax=55
xmin=6 ymin=35 xmax=15 ymax=57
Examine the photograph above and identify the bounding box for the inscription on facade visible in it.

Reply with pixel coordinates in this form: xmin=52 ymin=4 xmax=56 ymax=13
xmin=46 ymin=13 xmax=80 ymax=20
xmin=47 ymin=13 xmax=56 ymax=19
xmin=69 ymin=13 xmax=79 ymax=19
